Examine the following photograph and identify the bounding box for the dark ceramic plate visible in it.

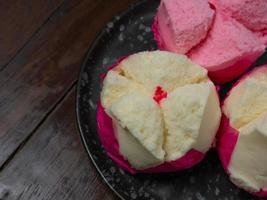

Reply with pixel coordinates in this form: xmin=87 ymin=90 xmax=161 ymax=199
xmin=76 ymin=0 xmax=267 ymax=199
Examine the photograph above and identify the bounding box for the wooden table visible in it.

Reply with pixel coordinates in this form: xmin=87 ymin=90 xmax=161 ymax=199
xmin=0 ymin=1 xmax=137 ymax=199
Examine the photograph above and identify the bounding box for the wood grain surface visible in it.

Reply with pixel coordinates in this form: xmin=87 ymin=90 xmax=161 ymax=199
xmin=0 ymin=0 xmax=64 ymax=69
xmin=0 ymin=1 xmax=138 ymax=199
xmin=0 ymin=90 xmax=118 ymax=200
xmin=0 ymin=0 xmax=136 ymax=168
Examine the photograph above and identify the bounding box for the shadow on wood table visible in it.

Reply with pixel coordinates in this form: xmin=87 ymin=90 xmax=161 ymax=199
xmin=0 ymin=0 xmax=137 ymax=199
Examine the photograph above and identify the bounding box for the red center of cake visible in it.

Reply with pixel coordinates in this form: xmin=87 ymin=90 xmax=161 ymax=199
xmin=153 ymin=86 xmax=167 ymax=104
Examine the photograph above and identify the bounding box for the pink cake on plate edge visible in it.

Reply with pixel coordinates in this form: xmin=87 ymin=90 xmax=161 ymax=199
xmin=217 ymin=65 xmax=267 ymax=197
xmin=217 ymin=115 xmax=267 ymax=198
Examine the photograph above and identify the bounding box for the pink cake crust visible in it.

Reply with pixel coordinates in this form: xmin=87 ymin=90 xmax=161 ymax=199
xmin=204 ymin=50 xmax=263 ymax=83
xmin=254 ymin=31 xmax=267 ymax=46
xmin=155 ymin=0 xmax=214 ymax=54
xmin=152 ymin=15 xmax=167 ymax=51
xmin=209 ymin=0 xmax=267 ymax=48
xmin=254 ymin=190 xmax=267 ymax=198
xmin=189 ymin=13 xmax=265 ymax=83
xmin=218 ymin=66 xmax=267 ymax=197
xmin=217 ymin=114 xmax=239 ymax=173
xmin=208 ymin=0 xmax=267 ymax=33
xmin=217 ymin=114 xmax=267 ymax=197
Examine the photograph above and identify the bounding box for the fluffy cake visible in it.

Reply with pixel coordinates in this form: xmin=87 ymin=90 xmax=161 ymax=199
xmin=218 ymin=65 xmax=267 ymax=197
xmin=209 ymin=0 xmax=267 ymax=45
xmin=98 ymin=51 xmax=221 ymax=173
xmin=189 ymin=13 xmax=265 ymax=83
xmin=152 ymin=0 xmax=266 ymax=83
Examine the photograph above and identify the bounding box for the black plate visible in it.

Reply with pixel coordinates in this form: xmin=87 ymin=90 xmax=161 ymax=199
xmin=76 ymin=0 xmax=267 ymax=199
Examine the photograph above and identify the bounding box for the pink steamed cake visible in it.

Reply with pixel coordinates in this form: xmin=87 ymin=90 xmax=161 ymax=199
xmin=209 ymin=0 xmax=267 ymax=45
xmin=155 ymin=0 xmax=214 ymax=54
xmin=218 ymin=115 xmax=267 ymax=197
xmin=218 ymin=65 xmax=267 ymax=197
xmin=96 ymin=55 xmax=214 ymax=174
xmin=97 ymin=102 xmax=205 ymax=174
xmin=152 ymin=0 xmax=266 ymax=83
xmin=189 ymin=13 xmax=265 ymax=83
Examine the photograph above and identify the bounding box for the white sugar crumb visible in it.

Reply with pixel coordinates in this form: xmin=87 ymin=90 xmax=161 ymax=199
xmin=196 ymin=192 xmax=206 ymax=200
xmin=144 ymin=192 xmax=149 ymax=197
xmin=144 ymin=40 xmax=148 ymax=44
xmin=138 ymin=187 xmax=144 ymax=192
xmin=116 ymin=178 xmax=120 ymax=182
xmin=115 ymin=16 xmax=120 ymax=20
xmin=137 ymin=35 xmax=144 ymax=41
xmin=110 ymin=167 xmax=116 ymax=174
xmin=131 ymin=192 xmax=137 ymax=199
xmin=139 ymin=23 xmax=146 ymax=30
xmin=119 ymin=25 xmax=125 ymax=31
xmin=118 ymin=33 xmax=124 ymax=41
xmin=119 ymin=168 xmax=125 ymax=175
xmin=145 ymin=27 xmax=151 ymax=32
xmin=107 ymin=22 xmax=114 ymax=28
xmin=207 ymin=184 xmax=212 ymax=192
xmin=89 ymin=100 xmax=96 ymax=109
xmin=103 ymin=57 xmax=109 ymax=65
xmin=215 ymin=187 xmax=220 ymax=196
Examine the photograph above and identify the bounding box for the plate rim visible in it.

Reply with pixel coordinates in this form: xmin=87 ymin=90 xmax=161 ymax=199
xmin=75 ymin=26 xmax=126 ymax=200
xmin=75 ymin=1 xmax=149 ymax=199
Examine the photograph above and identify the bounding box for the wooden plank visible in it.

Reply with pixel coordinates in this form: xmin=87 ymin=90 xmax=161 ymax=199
xmin=0 ymin=90 xmax=118 ymax=200
xmin=0 ymin=0 xmax=64 ymax=68
xmin=0 ymin=0 xmax=137 ymax=167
